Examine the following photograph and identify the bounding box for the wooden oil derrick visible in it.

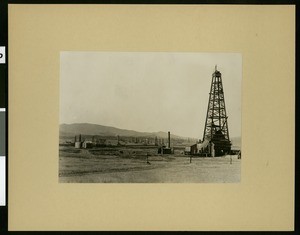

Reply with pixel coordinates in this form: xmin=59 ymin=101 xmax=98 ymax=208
xmin=203 ymin=66 xmax=231 ymax=156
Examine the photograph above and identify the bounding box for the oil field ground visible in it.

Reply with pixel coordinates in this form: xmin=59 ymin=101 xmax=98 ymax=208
xmin=59 ymin=146 xmax=241 ymax=183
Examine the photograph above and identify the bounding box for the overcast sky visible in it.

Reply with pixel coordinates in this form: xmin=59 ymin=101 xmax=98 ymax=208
xmin=60 ymin=52 xmax=241 ymax=139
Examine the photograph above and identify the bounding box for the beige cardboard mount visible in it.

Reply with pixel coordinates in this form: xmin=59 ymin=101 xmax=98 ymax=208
xmin=8 ymin=5 xmax=295 ymax=231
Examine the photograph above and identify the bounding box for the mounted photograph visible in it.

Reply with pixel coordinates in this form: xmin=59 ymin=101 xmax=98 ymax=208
xmin=59 ymin=52 xmax=242 ymax=183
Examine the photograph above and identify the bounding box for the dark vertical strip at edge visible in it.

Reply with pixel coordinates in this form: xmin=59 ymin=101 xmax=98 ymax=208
xmin=0 ymin=0 xmax=8 ymax=233
xmin=295 ymin=2 xmax=299 ymax=233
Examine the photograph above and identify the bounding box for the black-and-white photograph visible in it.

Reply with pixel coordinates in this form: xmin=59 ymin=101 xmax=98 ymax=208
xmin=59 ymin=52 xmax=241 ymax=183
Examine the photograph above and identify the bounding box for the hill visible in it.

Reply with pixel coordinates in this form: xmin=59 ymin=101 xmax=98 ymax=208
xmin=60 ymin=123 xmax=184 ymax=139
xmin=230 ymin=136 xmax=241 ymax=149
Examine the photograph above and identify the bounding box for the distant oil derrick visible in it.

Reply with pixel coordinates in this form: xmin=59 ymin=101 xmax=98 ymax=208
xmin=154 ymin=136 xmax=158 ymax=146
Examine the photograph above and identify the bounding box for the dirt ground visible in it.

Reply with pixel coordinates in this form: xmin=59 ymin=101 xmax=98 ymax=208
xmin=59 ymin=146 xmax=241 ymax=183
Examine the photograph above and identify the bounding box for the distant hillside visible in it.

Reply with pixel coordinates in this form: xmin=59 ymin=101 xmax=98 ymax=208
xmin=60 ymin=123 xmax=184 ymax=139
xmin=231 ymin=136 xmax=241 ymax=149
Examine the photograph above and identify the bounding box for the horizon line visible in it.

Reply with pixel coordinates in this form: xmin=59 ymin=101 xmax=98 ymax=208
xmin=59 ymin=122 xmax=241 ymax=139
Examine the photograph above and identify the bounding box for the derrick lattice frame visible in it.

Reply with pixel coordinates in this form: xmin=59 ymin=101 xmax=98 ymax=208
xmin=203 ymin=69 xmax=230 ymax=145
